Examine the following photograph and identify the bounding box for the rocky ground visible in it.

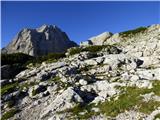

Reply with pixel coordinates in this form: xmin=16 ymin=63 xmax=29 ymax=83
xmin=1 ymin=24 xmax=160 ymax=120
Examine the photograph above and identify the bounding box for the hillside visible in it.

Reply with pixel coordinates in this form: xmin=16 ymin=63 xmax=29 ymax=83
xmin=1 ymin=24 xmax=160 ymax=120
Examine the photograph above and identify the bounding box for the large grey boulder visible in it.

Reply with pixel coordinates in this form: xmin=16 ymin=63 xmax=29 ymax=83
xmin=40 ymin=87 xmax=83 ymax=119
xmin=2 ymin=25 xmax=78 ymax=56
xmin=80 ymin=32 xmax=113 ymax=46
xmin=89 ymin=32 xmax=113 ymax=45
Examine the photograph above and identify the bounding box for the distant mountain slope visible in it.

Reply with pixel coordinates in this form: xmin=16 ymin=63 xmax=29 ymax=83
xmin=2 ymin=25 xmax=78 ymax=56
xmin=80 ymin=24 xmax=160 ymax=47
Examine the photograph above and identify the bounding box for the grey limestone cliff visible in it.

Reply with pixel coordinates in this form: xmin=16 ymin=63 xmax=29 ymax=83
xmin=2 ymin=25 xmax=78 ymax=56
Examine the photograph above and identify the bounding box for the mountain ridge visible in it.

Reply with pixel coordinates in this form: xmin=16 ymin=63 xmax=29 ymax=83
xmin=2 ymin=24 xmax=78 ymax=56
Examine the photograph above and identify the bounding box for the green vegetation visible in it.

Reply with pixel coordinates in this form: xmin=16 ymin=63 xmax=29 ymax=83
xmin=68 ymin=45 xmax=120 ymax=56
xmin=53 ymin=76 xmax=61 ymax=82
xmin=48 ymin=76 xmax=72 ymax=91
xmin=2 ymin=63 xmax=27 ymax=79
xmin=154 ymin=113 xmax=160 ymax=119
xmin=1 ymin=52 xmax=65 ymax=79
xmin=26 ymin=53 xmax=66 ymax=65
xmin=59 ymin=103 xmax=99 ymax=119
xmin=99 ymin=87 xmax=149 ymax=117
xmin=1 ymin=53 xmax=32 ymax=79
xmin=119 ymin=27 xmax=147 ymax=37
xmin=1 ymin=108 xmax=19 ymax=120
xmin=32 ymin=89 xmax=37 ymax=96
xmin=48 ymin=76 xmax=61 ymax=83
xmin=83 ymin=45 xmax=107 ymax=53
xmin=2 ymin=52 xmax=66 ymax=67
xmin=19 ymin=81 xmax=39 ymax=90
xmin=152 ymin=80 xmax=160 ymax=96
xmin=53 ymin=76 xmax=71 ymax=90
xmin=1 ymin=53 xmax=33 ymax=66
xmin=139 ymin=100 xmax=160 ymax=114
xmin=99 ymin=80 xmax=160 ymax=117
xmin=68 ymin=47 xmax=82 ymax=56
xmin=1 ymin=82 xmax=18 ymax=96
xmin=6 ymin=100 xmax=15 ymax=108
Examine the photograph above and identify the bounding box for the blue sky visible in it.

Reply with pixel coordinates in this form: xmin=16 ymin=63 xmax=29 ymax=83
xmin=1 ymin=1 xmax=160 ymax=47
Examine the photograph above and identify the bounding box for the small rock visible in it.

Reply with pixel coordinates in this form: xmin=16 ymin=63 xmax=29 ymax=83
xmin=84 ymin=59 xmax=98 ymax=66
xmin=91 ymin=107 xmax=100 ymax=112
xmin=79 ymin=79 xmax=87 ymax=86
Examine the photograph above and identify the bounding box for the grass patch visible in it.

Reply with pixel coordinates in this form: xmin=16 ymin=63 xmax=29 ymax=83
xmin=19 ymin=81 xmax=38 ymax=90
xmin=67 ymin=47 xmax=82 ymax=56
xmin=99 ymin=87 xmax=148 ymax=117
xmin=68 ymin=45 xmax=121 ymax=56
xmin=59 ymin=103 xmax=99 ymax=119
xmin=48 ymin=76 xmax=61 ymax=84
xmin=152 ymin=80 xmax=160 ymax=96
xmin=1 ymin=82 xmax=18 ymax=96
xmin=47 ymin=76 xmax=61 ymax=84
xmin=154 ymin=113 xmax=160 ymax=119
xmin=26 ymin=53 xmax=66 ymax=66
xmin=1 ymin=108 xmax=19 ymax=120
xmin=32 ymin=89 xmax=37 ymax=96
xmin=48 ymin=76 xmax=70 ymax=91
xmin=139 ymin=100 xmax=160 ymax=114
xmin=99 ymin=81 xmax=160 ymax=117
xmin=53 ymin=76 xmax=61 ymax=82
xmin=1 ymin=53 xmax=33 ymax=66
xmin=119 ymin=27 xmax=147 ymax=37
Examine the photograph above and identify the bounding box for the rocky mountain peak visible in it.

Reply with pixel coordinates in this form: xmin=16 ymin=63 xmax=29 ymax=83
xmin=2 ymin=24 xmax=78 ymax=56
xmin=36 ymin=24 xmax=59 ymax=32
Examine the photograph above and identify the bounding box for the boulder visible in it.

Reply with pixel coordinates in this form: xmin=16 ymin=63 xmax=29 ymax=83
xmin=81 ymin=81 xmax=118 ymax=103
xmin=36 ymin=71 xmax=51 ymax=81
xmin=79 ymin=79 xmax=88 ymax=86
xmin=84 ymin=59 xmax=98 ymax=66
xmin=40 ymin=87 xmax=83 ymax=119
xmin=89 ymin=32 xmax=113 ymax=45
xmin=136 ymin=68 xmax=160 ymax=80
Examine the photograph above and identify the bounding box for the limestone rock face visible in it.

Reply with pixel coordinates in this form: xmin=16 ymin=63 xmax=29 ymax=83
xmin=2 ymin=25 xmax=78 ymax=56
xmin=89 ymin=32 xmax=113 ymax=45
xmin=80 ymin=32 xmax=113 ymax=46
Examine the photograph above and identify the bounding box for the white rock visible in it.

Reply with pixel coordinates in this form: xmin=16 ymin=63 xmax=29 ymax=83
xmin=84 ymin=59 xmax=98 ymax=66
xmin=40 ymin=87 xmax=83 ymax=119
xmin=91 ymin=107 xmax=100 ymax=112
xmin=94 ymin=57 xmax=104 ymax=64
xmin=116 ymin=110 xmax=146 ymax=120
xmin=130 ymin=75 xmax=139 ymax=81
xmin=89 ymin=32 xmax=113 ymax=45
xmin=79 ymin=79 xmax=87 ymax=86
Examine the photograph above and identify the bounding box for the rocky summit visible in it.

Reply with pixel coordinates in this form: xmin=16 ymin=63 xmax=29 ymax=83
xmin=2 ymin=25 xmax=78 ymax=56
xmin=1 ymin=24 xmax=160 ymax=120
